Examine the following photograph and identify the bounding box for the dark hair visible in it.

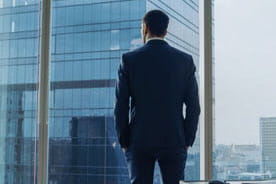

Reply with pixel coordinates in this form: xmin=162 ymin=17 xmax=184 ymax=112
xmin=143 ymin=10 xmax=169 ymax=36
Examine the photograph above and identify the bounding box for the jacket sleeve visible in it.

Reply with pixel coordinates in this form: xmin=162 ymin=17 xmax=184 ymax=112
xmin=183 ymin=55 xmax=201 ymax=147
xmin=114 ymin=54 xmax=130 ymax=148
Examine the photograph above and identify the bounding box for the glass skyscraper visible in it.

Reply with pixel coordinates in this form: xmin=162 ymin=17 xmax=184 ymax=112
xmin=0 ymin=0 xmax=39 ymax=183
xmin=0 ymin=0 xmax=200 ymax=183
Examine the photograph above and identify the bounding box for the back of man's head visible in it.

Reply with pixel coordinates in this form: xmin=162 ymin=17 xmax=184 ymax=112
xmin=143 ymin=10 xmax=169 ymax=37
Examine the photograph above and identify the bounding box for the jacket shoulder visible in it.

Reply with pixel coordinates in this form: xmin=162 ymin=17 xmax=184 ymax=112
xmin=166 ymin=46 xmax=195 ymax=72
xmin=123 ymin=45 xmax=149 ymax=59
xmin=169 ymin=46 xmax=193 ymax=61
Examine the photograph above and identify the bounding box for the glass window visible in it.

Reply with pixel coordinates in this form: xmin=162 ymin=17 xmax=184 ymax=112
xmin=213 ymin=0 xmax=276 ymax=181
xmin=0 ymin=1 xmax=40 ymax=183
xmin=46 ymin=0 xmax=201 ymax=183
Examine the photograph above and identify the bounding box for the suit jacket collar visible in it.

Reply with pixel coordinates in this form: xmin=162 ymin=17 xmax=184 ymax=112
xmin=146 ymin=39 xmax=168 ymax=45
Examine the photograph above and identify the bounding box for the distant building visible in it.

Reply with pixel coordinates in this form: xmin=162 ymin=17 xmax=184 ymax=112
xmin=48 ymin=116 xmax=129 ymax=184
xmin=214 ymin=144 xmax=261 ymax=180
xmin=260 ymin=117 xmax=276 ymax=177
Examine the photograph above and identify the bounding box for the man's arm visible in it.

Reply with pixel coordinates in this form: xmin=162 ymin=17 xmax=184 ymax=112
xmin=114 ymin=54 xmax=130 ymax=148
xmin=183 ymin=56 xmax=201 ymax=147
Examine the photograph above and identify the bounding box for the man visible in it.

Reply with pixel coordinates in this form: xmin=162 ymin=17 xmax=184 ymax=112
xmin=114 ymin=10 xmax=200 ymax=184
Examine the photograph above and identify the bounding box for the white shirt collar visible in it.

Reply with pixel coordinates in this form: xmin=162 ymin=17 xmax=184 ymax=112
xmin=146 ymin=37 xmax=165 ymax=43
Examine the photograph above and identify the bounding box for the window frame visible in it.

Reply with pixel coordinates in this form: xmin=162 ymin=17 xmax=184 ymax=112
xmin=199 ymin=0 xmax=213 ymax=180
xmin=37 ymin=0 xmax=52 ymax=183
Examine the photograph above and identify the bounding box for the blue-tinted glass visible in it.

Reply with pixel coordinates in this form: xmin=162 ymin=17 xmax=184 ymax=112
xmin=0 ymin=2 xmax=40 ymax=183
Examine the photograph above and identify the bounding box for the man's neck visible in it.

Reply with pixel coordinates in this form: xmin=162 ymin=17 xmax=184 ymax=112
xmin=146 ymin=36 xmax=164 ymax=43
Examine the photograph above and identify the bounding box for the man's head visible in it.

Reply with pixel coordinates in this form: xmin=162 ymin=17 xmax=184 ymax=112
xmin=141 ymin=10 xmax=169 ymax=43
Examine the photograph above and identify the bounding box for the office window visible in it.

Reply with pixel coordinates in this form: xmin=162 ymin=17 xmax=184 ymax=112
xmin=0 ymin=1 xmax=40 ymax=183
xmin=48 ymin=0 xmax=201 ymax=183
xmin=214 ymin=0 xmax=276 ymax=180
xmin=48 ymin=1 xmax=146 ymax=183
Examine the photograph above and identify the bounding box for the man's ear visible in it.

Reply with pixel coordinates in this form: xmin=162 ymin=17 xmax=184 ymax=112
xmin=163 ymin=30 xmax=168 ymax=36
xmin=144 ymin=23 xmax=149 ymax=35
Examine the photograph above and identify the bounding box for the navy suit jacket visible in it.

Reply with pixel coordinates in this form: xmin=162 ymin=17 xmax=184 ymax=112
xmin=114 ymin=39 xmax=200 ymax=148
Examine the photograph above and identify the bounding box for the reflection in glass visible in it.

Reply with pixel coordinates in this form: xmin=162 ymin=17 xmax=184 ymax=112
xmin=0 ymin=1 xmax=40 ymax=183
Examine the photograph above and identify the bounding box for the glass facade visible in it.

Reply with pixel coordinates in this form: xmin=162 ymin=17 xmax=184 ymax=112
xmin=0 ymin=0 xmax=40 ymax=183
xmin=48 ymin=1 xmax=146 ymax=183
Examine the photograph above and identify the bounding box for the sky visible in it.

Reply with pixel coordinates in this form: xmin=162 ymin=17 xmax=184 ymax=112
xmin=214 ymin=0 xmax=276 ymax=145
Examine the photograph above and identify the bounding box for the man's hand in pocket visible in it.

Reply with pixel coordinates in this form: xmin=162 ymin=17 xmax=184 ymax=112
xmin=122 ymin=147 xmax=128 ymax=152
